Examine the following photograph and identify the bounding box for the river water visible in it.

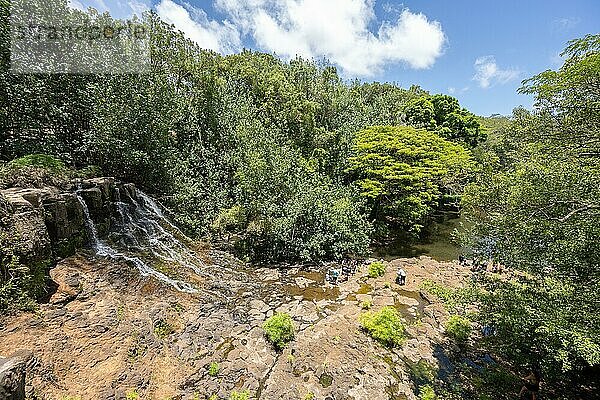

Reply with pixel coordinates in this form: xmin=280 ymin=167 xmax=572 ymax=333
xmin=371 ymin=217 xmax=464 ymax=262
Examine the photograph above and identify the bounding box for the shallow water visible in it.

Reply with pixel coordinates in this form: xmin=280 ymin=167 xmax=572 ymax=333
xmin=372 ymin=216 xmax=464 ymax=262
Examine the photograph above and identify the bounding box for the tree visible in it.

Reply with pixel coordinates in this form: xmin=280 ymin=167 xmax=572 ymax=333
xmin=347 ymin=126 xmax=472 ymax=235
xmin=462 ymin=35 xmax=600 ymax=385
xmin=402 ymin=94 xmax=486 ymax=146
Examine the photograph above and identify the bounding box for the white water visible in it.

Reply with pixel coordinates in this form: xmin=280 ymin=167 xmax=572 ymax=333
xmin=75 ymin=191 xmax=200 ymax=294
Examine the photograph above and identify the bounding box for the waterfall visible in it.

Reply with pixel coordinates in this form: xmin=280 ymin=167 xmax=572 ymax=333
xmin=75 ymin=191 xmax=200 ymax=294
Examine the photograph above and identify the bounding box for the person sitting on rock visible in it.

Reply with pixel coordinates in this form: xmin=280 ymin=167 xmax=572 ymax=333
xmin=327 ymin=268 xmax=340 ymax=285
xmin=519 ymin=369 xmax=541 ymax=400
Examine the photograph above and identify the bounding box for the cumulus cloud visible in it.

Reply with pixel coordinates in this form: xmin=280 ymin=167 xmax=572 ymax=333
xmin=214 ymin=0 xmax=446 ymax=76
xmin=156 ymin=0 xmax=241 ymax=53
xmin=473 ymin=56 xmax=520 ymax=89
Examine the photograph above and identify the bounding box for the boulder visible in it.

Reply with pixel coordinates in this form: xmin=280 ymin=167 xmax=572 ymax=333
xmin=0 ymin=350 xmax=33 ymax=400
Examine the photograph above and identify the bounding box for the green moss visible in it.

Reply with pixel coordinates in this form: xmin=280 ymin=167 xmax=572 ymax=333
xmin=418 ymin=384 xmax=437 ymax=400
xmin=262 ymin=313 xmax=295 ymax=350
xmin=319 ymin=373 xmax=333 ymax=388
xmin=360 ymin=300 xmax=372 ymax=310
xmin=9 ymin=154 xmax=66 ymax=173
xmin=153 ymin=319 xmax=174 ymax=339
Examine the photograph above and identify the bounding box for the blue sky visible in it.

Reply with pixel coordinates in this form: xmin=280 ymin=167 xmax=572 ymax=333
xmin=71 ymin=0 xmax=599 ymax=116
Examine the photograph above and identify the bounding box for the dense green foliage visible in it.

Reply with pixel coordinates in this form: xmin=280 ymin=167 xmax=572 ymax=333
xmin=402 ymin=94 xmax=486 ymax=146
xmin=0 ymin=0 xmax=476 ymax=262
xmin=463 ymin=34 xmax=600 ymax=385
xmin=359 ymin=306 xmax=406 ymax=347
xmin=262 ymin=313 xmax=295 ymax=350
xmin=348 ymin=126 xmax=472 ymax=234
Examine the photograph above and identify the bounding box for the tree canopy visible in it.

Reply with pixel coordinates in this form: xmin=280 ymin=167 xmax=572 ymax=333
xmin=347 ymin=125 xmax=472 ymax=234
xmin=462 ymin=34 xmax=600 ymax=382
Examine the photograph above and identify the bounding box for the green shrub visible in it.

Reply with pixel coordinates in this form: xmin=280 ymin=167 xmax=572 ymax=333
xmin=262 ymin=313 xmax=295 ymax=350
xmin=418 ymin=384 xmax=437 ymax=400
xmin=360 ymin=306 xmax=405 ymax=347
xmin=126 ymin=389 xmax=140 ymax=400
xmin=360 ymin=300 xmax=372 ymax=310
xmin=229 ymin=390 xmax=250 ymax=400
xmin=368 ymin=261 xmax=386 ymax=278
xmin=153 ymin=319 xmax=174 ymax=339
xmin=211 ymin=205 xmax=246 ymax=236
xmin=208 ymin=361 xmax=219 ymax=377
xmin=444 ymin=315 xmax=472 ymax=342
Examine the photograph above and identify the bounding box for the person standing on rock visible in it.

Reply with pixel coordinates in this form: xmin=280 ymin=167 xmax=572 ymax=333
xmin=396 ymin=267 xmax=406 ymax=286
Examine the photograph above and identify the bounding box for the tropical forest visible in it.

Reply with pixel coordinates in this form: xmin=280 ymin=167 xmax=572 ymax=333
xmin=0 ymin=1 xmax=598 ymax=399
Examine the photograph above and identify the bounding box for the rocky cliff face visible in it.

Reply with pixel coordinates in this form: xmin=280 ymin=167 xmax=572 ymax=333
xmin=0 ymin=177 xmax=139 ymax=269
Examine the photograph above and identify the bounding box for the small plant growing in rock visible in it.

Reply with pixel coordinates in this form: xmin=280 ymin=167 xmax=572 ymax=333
xmin=153 ymin=319 xmax=174 ymax=339
xmin=287 ymin=354 xmax=295 ymax=364
xmin=418 ymin=384 xmax=437 ymax=400
xmin=208 ymin=361 xmax=220 ymax=377
xmin=304 ymin=392 xmax=315 ymax=400
xmin=360 ymin=299 xmax=372 ymax=310
xmin=262 ymin=312 xmax=295 ymax=350
xmin=360 ymin=306 xmax=406 ymax=348
xmin=208 ymin=395 xmax=218 ymax=400
xmin=384 ymin=281 xmax=392 ymax=288
xmin=116 ymin=304 xmax=125 ymax=322
xmin=444 ymin=315 xmax=472 ymax=343
xmin=229 ymin=390 xmax=250 ymax=400
xmin=126 ymin=389 xmax=140 ymax=400
xmin=368 ymin=261 xmax=386 ymax=278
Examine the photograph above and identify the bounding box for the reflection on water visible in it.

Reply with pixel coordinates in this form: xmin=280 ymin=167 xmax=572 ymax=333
xmin=372 ymin=216 xmax=464 ymax=262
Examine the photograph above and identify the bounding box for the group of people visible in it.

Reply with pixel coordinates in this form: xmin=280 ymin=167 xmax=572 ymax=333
xmin=326 ymin=259 xmax=359 ymax=284
xmin=326 ymin=259 xmax=409 ymax=287
xmin=458 ymin=254 xmax=502 ymax=273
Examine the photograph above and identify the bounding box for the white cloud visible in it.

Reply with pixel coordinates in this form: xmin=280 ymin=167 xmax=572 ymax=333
xmin=68 ymin=0 xmax=87 ymax=11
xmin=448 ymin=86 xmax=469 ymax=95
xmin=156 ymin=0 xmax=241 ymax=53
xmin=554 ymin=17 xmax=580 ymax=30
xmin=473 ymin=56 xmax=520 ymax=89
xmin=213 ymin=0 xmax=446 ymax=76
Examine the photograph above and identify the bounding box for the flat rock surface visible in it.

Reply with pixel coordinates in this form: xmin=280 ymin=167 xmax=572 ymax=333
xmin=0 ymin=253 xmax=470 ymax=399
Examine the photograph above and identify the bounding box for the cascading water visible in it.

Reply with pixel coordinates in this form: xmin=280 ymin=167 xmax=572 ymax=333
xmin=75 ymin=190 xmax=201 ymax=294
